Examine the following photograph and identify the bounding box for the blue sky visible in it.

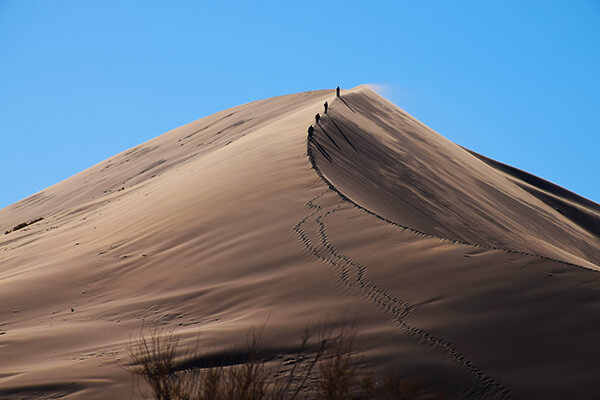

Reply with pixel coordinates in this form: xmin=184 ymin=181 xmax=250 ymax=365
xmin=1 ymin=1 xmax=598 ymax=208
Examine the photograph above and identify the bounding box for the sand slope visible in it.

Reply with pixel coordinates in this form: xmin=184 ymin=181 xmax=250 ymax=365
xmin=312 ymin=88 xmax=600 ymax=269
xmin=1 ymin=86 xmax=600 ymax=399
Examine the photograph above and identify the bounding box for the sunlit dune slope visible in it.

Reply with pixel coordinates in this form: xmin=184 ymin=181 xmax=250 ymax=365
xmin=0 ymin=91 xmax=333 ymax=233
xmin=2 ymin=86 xmax=600 ymax=400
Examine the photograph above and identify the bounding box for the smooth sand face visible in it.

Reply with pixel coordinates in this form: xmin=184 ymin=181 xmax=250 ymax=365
xmin=1 ymin=87 xmax=599 ymax=399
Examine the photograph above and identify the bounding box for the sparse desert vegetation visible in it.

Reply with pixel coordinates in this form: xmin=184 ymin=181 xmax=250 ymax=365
xmin=129 ymin=324 xmax=442 ymax=400
xmin=4 ymin=217 xmax=43 ymax=234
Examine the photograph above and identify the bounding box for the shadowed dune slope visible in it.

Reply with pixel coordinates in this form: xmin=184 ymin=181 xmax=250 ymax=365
xmin=312 ymin=87 xmax=600 ymax=269
xmin=2 ymin=86 xmax=600 ymax=400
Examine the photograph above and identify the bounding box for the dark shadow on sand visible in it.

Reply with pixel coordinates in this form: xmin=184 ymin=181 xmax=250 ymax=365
xmin=309 ymin=136 xmax=333 ymax=162
xmin=327 ymin=117 xmax=358 ymax=153
xmin=308 ymin=137 xmax=332 ymax=162
xmin=338 ymin=96 xmax=355 ymax=113
xmin=317 ymin=122 xmax=341 ymax=151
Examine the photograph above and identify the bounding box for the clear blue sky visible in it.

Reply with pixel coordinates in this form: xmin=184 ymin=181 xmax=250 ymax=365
xmin=1 ymin=1 xmax=598 ymax=208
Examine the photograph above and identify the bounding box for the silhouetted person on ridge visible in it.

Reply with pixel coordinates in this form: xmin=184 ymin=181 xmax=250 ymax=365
xmin=308 ymin=125 xmax=314 ymax=137
xmin=315 ymin=113 xmax=320 ymax=124
xmin=324 ymin=101 xmax=328 ymax=114
xmin=336 ymin=86 xmax=340 ymax=97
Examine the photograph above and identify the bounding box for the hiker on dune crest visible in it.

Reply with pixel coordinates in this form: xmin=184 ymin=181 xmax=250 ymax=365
xmin=336 ymin=86 xmax=340 ymax=97
xmin=315 ymin=113 xmax=320 ymax=124
xmin=324 ymin=101 xmax=328 ymax=114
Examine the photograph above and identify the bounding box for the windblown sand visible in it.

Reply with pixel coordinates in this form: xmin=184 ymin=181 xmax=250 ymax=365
xmin=1 ymin=86 xmax=599 ymax=399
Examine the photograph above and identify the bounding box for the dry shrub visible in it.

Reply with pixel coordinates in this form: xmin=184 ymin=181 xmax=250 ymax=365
xmin=175 ymin=328 xmax=269 ymax=400
xmin=128 ymin=323 xmax=443 ymax=400
xmin=4 ymin=217 xmax=43 ymax=235
xmin=382 ymin=375 xmax=429 ymax=400
xmin=129 ymin=329 xmax=180 ymax=400
xmin=317 ymin=323 xmax=359 ymax=400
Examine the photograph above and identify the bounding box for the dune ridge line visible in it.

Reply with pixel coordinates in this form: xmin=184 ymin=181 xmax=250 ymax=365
xmin=308 ymin=88 xmax=594 ymax=272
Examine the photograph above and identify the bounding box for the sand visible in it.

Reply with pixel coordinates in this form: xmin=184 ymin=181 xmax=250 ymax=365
xmin=1 ymin=86 xmax=599 ymax=399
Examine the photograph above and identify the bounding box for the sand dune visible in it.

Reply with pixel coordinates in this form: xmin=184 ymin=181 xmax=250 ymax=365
xmin=1 ymin=86 xmax=599 ymax=399
xmin=312 ymin=89 xmax=599 ymax=269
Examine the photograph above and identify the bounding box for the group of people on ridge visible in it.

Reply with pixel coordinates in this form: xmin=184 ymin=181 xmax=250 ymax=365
xmin=308 ymin=86 xmax=341 ymax=138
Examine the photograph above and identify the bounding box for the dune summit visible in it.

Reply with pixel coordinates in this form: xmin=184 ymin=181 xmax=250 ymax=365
xmin=1 ymin=86 xmax=599 ymax=399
